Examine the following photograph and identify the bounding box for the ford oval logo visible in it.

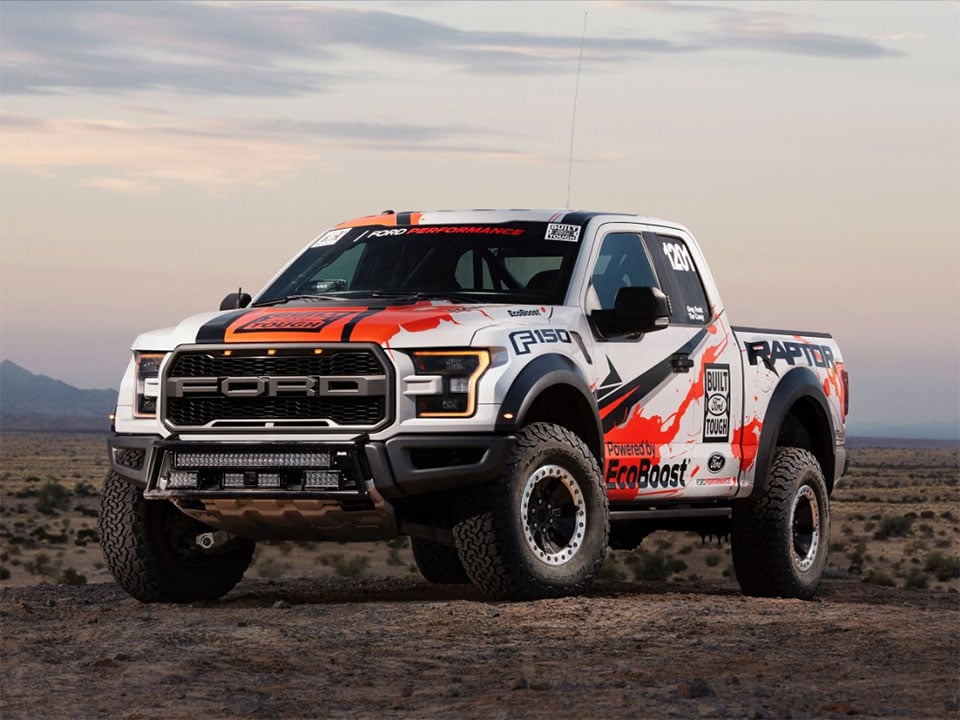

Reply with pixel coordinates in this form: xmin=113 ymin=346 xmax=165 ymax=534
xmin=708 ymin=394 xmax=727 ymax=416
xmin=708 ymin=453 xmax=725 ymax=473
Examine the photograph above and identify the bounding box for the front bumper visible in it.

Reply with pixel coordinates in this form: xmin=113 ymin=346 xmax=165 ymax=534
xmin=108 ymin=432 xmax=514 ymax=501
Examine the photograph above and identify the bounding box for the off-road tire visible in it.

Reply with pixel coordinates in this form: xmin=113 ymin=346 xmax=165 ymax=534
xmin=411 ymin=537 xmax=471 ymax=584
xmin=730 ymin=447 xmax=830 ymax=599
xmin=453 ymin=422 xmax=608 ymax=600
xmin=99 ymin=472 xmax=255 ymax=603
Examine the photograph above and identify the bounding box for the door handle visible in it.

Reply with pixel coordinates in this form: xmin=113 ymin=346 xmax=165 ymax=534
xmin=671 ymin=353 xmax=694 ymax=373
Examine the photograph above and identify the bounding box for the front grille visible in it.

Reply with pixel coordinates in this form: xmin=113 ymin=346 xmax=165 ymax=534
xmin=162 ymin=345 xmax=391 ymax=432
xmin=168 ymin=352 xmax=383 ymax=377
xmin=166 ymin=396 xmax=385 ymax=427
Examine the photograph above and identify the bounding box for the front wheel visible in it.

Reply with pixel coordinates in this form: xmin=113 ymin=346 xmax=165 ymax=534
xmin=453 ymin=423 xmax=608 ymax=600
xmin=99 ymin=472 xmax=255 ymax=603
xmin=730 ymin=447 xmax=830 ymax=599
xmin=411 ymin=537 xmax=470 ymax=584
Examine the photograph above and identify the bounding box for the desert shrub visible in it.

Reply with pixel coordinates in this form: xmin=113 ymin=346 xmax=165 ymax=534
xmin=74 ymin=528 xmax=99 ymax=546
xmin=903 ymin=569 xmax=928 ymax=590
xmin=654 ymin=537 xmax=673 ymax=550
xmin=0 ymin=567 xmax=9 ymax=580
xmin=24 ymin=553 xmax=54 ymax=577
xmin=73 ymin=482 xmax=98 ymax=498
xmin=873 ymin=514 xmax=914 ymax=540
xmin=829 ymin=541 xmax=847 ymax=552
xmin=918 ymin=523 xmax=935 ymax=538
xmin=597 ymin=555 xmax=626 ymax=581
xmin=863 ymin=569 xmax=895 ymax=587
xmin=847 ymin=543 xmax=867 ymax=576
xmin=704 ymin=553 xmax=722 ymax=568
xmin=678 ymin=544 xmax=693 ymax=555
xmin=924 ymin=552 xmax=960 ymax=582
xmin=255 ymin=557 xmax=286 ymax=579
xmin=30 ymin=527 xmax=68 ymax=544
xmin=920 ymin=510 xmax=935 ymax=520
xmin=58 ymin=567 xmax=87 ymax=586
xmin=625 ymin=550 xmax=686 ymax=581
xmin=330 ymin=554 xmax=369 ymax=577
xmin=35 ymin=481 xmax=71 ymax=515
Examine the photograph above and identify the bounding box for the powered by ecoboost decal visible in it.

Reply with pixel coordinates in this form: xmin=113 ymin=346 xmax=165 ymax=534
xmin=703 ymin=363 xmax=731 ymax=442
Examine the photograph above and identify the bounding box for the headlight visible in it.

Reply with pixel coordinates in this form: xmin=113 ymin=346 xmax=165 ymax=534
xmin=410 ymin=350 xmax=489 ymax=418
xmin=134 ymin=352 xmax=165 ymax=417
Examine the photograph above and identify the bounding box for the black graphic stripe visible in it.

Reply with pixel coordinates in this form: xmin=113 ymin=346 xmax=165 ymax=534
xmin=598 ymin=329 xmax=710 ymax=433
xmin=396 ymin=211 xmax=414 ymax=225
xmin=196 ymin=310 xmax=250 ymax=343
xmin=340 ymin=308 xmax=384 ymax=341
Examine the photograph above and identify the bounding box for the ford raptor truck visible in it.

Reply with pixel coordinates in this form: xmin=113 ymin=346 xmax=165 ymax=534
xmin=100 ymin=209 xmax=849 ymax=602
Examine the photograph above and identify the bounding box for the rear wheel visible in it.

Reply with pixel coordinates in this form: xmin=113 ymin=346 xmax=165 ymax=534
xmin=99 ymin=472 xmax=254 ymax=603
xmin=730 ymin=447 xmax=830 ymax=599
xmin=453 ymin=423 xmax=608 ymax=600
xmin=411 ymin=537 xmax=470 ymax=584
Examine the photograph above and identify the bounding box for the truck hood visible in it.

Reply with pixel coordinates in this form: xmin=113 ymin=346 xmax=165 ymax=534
xmin=134 ymin=301 xmax=567 ymax=350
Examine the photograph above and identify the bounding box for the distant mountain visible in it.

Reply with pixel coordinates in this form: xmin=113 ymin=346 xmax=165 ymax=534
xmin=0 ymin=360 xmax=117 ymax=431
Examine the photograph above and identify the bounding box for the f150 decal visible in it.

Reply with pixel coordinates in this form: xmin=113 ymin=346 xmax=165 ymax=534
xmin=510 ymin=328 xmax=572 ymax=355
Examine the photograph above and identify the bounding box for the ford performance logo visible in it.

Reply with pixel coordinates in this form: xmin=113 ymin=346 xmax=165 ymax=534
xmin=166 ymin=376 xmax=385 ymax=398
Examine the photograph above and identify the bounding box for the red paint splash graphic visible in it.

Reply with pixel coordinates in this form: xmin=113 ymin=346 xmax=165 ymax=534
xmin=603 ymin=326 xmax=730 ymax=502
xmin=732 ymin=417 xmax=763 ymax=473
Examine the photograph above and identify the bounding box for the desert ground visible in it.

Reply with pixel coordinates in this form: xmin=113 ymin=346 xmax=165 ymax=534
xmin=1 ymin=432 xmax=958 ymax=718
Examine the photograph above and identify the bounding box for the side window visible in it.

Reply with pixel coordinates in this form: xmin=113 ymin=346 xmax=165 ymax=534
xmin=644 ymin=233 xmax=710 ymax=325
xmin=591 ymin=232 xmax=658 ymax=310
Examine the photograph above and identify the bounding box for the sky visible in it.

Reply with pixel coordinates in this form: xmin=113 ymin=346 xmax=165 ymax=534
xmin=1 ymin=1 xmax=957 ymax=437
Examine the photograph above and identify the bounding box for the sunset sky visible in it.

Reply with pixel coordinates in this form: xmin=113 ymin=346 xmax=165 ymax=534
xmin=1 ymin=1 xmax=957 ymax=436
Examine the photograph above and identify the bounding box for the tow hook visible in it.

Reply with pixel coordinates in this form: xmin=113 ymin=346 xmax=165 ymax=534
xmin=195 ymin=531 xmax=229 ymax=550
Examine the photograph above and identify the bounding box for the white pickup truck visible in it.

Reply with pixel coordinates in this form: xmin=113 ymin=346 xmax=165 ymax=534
xmin=100 ymin=209 xmax=848 ymax=602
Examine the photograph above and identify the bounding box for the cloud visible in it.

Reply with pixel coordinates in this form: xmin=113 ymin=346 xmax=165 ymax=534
xmin=0 ymin=112 xmax=527 ymax=192
xmin=0 ymin=2 xmax=697 ymax=97
xmin=633 ymin=1 xmax=904 ymax=59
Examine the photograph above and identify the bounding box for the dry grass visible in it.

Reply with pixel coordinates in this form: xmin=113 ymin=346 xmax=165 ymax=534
xmin=1 ymin=432 xmax=957 ymax=592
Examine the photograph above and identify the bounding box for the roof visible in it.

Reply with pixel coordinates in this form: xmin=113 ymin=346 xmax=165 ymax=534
xmin=334 ymin=209 xmax=683 ymax=230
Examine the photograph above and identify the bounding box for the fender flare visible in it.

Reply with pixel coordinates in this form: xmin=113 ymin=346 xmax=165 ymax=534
xmin=750 ymin=366 xmax=836 ymax=498
xmin=494 ymin=353 xmax=603 ymax=461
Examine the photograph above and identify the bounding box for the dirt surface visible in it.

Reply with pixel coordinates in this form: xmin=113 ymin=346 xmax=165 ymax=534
xmin=2 ymin=576 xmax=958 ymax=719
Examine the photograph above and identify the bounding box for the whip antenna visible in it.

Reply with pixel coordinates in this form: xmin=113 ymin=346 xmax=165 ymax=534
xmin=565 ymin=10 xmax=587 ymax=209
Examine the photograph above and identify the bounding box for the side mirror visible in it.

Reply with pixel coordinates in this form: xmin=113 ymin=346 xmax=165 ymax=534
xmin=220 ymin=292 xmax=252 ymax=311
xmin=591 ymin=286 xmax=670 ymax=336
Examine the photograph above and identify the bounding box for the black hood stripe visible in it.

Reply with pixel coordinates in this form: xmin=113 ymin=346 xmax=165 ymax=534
xmin=340 ymin=308 xmax=385 ymax=341
xmin=598 ymin=328 xmax=710 ymax=433
xmin=196 ymin=309 xmax=250 ymax=344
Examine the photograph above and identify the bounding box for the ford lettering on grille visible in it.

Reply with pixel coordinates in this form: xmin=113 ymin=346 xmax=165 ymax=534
xmin=161 ymin=345 xmax=391 ymax=432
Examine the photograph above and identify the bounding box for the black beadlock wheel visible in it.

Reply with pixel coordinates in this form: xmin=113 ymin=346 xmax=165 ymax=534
xmin=453 ymin=423 xmax=608 ymax=600
xmin=730 ymin=447 xmax=831 ymax=599
xmin=98 ymin=472 xmax=255 ymax=603
xmin=411 ymin=537 xmax=471 ymax=584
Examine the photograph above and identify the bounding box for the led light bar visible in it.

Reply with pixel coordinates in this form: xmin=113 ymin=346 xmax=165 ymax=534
xmin=167 ymin=471 xmax=198 ymax=489
xmin=175 ymin=452 xmax=331 ymax=468
xmin=223 ymin=472 xmax=245 ymax=488
xmin=304 ymin=470 xmax=340 ymax=489
xmin=258 ymin=472 xmax=281 ymax=488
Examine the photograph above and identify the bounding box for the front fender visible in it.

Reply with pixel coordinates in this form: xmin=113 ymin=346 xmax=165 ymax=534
xmin=493 ymin=353 xmax=603 ymax=457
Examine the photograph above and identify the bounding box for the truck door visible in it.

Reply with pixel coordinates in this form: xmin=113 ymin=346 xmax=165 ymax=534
xmin=582 ymin=224 xmax=743 ymax=503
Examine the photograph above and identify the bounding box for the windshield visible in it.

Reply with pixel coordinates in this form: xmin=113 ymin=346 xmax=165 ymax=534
xmin=256 ymin=222 xmax=582 ymax=306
